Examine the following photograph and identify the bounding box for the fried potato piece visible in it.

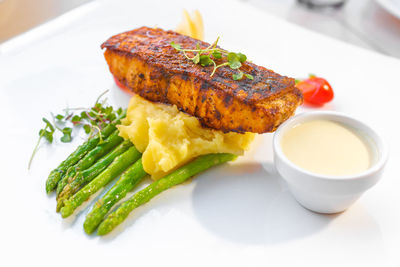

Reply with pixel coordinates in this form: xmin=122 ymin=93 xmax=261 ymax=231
xmin=175 ymin=9 xmax=204 ymax=40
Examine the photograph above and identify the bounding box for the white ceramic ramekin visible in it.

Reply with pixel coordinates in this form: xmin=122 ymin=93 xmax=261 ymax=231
xmin=273 ymin=111 xmax=388 ymax=214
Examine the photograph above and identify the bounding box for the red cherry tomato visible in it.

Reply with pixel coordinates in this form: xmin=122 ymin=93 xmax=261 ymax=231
xmin=113 ymin=76 xmax=133 ymax=95
xmin=296 ymin=76 xmax=334 ymax=106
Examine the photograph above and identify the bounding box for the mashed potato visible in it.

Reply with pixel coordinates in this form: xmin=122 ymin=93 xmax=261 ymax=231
xmin=118 ymin=95 xmax=255 ymax=179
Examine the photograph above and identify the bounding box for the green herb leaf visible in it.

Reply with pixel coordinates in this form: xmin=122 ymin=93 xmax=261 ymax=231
xmin=44 ymin=131 xmax=54 ymax=143
xmin=104 ymin=106 xmax=113 ymax=115
xmin=295 ymin=79 xmax=301 ymax=84
xmin=39 ymin=129 xmax=54 ymax=143
xmin=83 ymin=124 xmax=91 ymax=134
xmin=192 ymin=53 xmax=200 ymax=64
xmin=94 ymin=102 xmax=102 ymax=110
xmin=60 ymin=127 xmax=72 ymax=143
xmin=42 ymin=118 xmax=55 ymax=132
xmin=232 ymin=71 xmax=243 ymax=80
xmin=212 ymin=50 xmax=222 ymax=59
xmin=170 ymin=42 xmax=181 ymax=50
xmin=106 ymin=113 xmax=116 ymax=122
xmin=199 ymin=55 xmax=213 ymax=67
xmin=227 ymin=52 xmax=237 ymax=63
xmin=229 ymin=60 xmax=241 ymax=70
xmin=55 ymin=114 xmax=64 ymax=121
xmin=30 ymin=90 xmax=126 ymax=169
xmin=60 ymin=134 xmax=72 ymax=143
xmin=80 ymin=111 xmax=88 ymax=119
xmin=227 ymin=52 xmax=242 ymax=69
xmin=171 ymin=38 xmax=250 ymax=80
xmin=71 ymin=115 xmax=81 ymax=123
xmin=244 ymin=73 xmax=254 ymax=80
xmin=237 ymin=53 xmax=247 ymax=63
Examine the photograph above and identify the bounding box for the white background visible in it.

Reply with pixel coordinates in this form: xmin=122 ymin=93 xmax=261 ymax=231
xmin=2 ymin=0 xmax=400 ymax=58
xmin=1 ymin=0 xmax=400 ymax=266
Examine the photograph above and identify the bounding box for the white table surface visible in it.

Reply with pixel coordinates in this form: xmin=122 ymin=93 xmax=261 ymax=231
xmin=0 ymin=0 xmax=92 ymax=43
xmin=1 ymin=0 xmax=400 ymax=266
xmin=246 ymin=0 xmax=400 ymax=59
xmin=2 ymin=0 xmax=400 ymax=59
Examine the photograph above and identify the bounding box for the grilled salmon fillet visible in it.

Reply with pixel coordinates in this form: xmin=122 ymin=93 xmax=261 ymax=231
xmin=101 ymin=26 xmax=302 ymax=133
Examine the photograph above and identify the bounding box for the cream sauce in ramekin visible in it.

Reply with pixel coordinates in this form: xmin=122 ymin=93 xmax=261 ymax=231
xmin=281 ymin=119 xmax=372 ymax=176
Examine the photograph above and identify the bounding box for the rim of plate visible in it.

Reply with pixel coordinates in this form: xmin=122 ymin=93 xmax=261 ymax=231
xmin=375 ymin=0 xmax=400 ymax=19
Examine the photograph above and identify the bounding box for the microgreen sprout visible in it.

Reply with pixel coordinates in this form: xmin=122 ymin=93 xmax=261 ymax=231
xmin=170 ymin=37 xmax=253 ymax=81
xmin=28 ymin=90 xmax=125 ymax=169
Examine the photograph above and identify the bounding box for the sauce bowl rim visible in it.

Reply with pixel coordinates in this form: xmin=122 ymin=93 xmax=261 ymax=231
xmin=273 ymin=111 xmax=388 ymax=181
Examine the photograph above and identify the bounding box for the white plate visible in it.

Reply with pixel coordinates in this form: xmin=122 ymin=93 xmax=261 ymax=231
xmin=1 ymin=0 xmax=400 ymax=266
xmin=376 ymin=0 xmax=400 ymax=19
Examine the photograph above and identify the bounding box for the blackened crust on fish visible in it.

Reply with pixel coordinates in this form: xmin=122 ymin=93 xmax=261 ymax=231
xmin=101 ymin=26 xmax=303 ymax=133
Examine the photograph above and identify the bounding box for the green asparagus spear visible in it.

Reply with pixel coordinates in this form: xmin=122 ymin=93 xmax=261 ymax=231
xmin=56 ymin=140 xmax=132 ymax=211
xmin=56 ymin=130 xmax=123 ymax=197
xmin=55 ymin=167 xmax=74 ymax=196
xmin=45 ymin=124 xmax=117 ymax=194
xmin=61 ymin=146 xmax=142 ymax=218
xmin=83 ymin=158 xmax=146 ymax=234
xmin=97 ymin=153 xmax=236 ymax=235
